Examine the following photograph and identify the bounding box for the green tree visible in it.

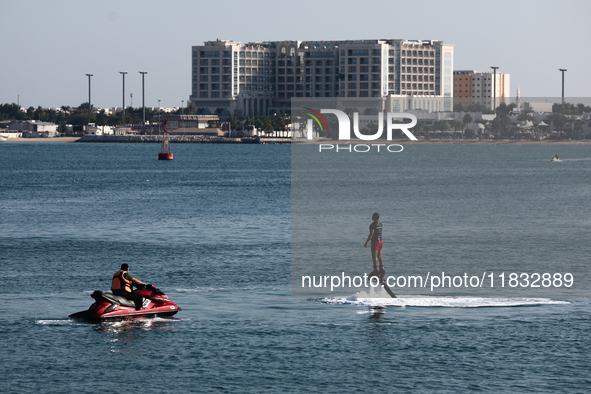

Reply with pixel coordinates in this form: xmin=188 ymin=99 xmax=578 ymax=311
xmin=0 ymin=103 xmax=21 ymax=119
xmin=462 ymin=114 xmax=473 ymax=127
xmin=96 ymin=109 xmax=108 ymax=126
xmin=57 ymin=121 xmax=68 ymax=134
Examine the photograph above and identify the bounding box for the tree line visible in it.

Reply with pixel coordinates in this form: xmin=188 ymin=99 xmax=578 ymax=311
xmin=0 ymin=103 xmax=186 ymax=126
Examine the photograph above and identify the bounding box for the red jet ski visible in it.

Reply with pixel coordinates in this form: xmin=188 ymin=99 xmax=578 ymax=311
xmin=69 ymin=284 xmax=181 ymax=321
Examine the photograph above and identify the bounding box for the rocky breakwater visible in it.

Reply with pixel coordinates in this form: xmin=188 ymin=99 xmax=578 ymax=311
xmin=78 ymin=135 xmax=244 ymax=143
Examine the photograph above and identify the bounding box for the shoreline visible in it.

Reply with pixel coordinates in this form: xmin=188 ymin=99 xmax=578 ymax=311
xmin=1 ymin=136 xmax=588 ymax=146
xmin=296 ymin=138 xmax=588 ymax=146
xmin=3 ymin=137 xmax=82 ymax=143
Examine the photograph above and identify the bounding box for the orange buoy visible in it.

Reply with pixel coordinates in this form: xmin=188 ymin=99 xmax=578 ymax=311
xmin=158 ymin=131 xmax=173 ymax=160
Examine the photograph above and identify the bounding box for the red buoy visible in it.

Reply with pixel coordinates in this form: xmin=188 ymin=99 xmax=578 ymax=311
xmin=158 ymin=131 xmax=173 ymax=160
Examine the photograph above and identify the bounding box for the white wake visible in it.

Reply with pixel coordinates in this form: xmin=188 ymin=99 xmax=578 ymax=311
xmin=321 ymin=287 xmax=569 ymax=307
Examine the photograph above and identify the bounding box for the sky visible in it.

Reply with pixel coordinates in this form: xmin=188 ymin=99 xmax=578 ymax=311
xmin=1 ymin=0 xmax=590 ymax=109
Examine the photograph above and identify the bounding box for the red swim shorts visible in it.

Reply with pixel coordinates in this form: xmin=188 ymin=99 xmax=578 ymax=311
xmin=371 ymin=241 xmax=383 ymax=251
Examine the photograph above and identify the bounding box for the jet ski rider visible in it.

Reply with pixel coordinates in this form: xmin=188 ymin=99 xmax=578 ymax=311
xmin=111 ymin=263 xmax=147 ymax=310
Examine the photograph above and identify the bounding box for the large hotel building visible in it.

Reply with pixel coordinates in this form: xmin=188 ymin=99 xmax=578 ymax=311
xmin=190 ymin=39 xmax=454 ymax=117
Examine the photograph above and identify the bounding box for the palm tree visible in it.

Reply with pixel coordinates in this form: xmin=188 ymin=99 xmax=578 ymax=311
xmin=462 ymin=114 xmax=473 ymax=132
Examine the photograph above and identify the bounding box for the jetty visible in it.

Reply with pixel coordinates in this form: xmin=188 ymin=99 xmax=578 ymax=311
xmin=77 ymin=135 xmax=290 ymax=144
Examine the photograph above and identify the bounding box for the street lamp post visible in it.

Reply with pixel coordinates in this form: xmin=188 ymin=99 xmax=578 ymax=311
xmin=181 ymin=100 xmax=185 ymax=134
xmin=559 ymin=69 xmax=567 ymax=111
xmin=119 ymin=72 xmax=127 ymax=118
xmin=85 ymin=74 xmax=93 ymax=111
xmin=490 ymin=66 xmax=499 ymax=112
xmin=139 ymin=71 xmax=147 ymax=124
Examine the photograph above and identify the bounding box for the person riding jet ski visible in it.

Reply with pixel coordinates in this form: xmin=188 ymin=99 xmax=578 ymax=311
xmin=112 ymin=264 xmax=147 ymax=310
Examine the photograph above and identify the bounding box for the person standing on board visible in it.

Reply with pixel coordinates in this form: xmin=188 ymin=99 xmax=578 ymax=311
xmin=111 ymin=263 xmax=147 ymax=310
xmin=364 ymin=213 xmax=384 ymax=278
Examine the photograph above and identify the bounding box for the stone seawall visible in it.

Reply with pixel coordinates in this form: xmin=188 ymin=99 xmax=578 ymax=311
xmin=78 ymin=135 xmax=244 ymax=143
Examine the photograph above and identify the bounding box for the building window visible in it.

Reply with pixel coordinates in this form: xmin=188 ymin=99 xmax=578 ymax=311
xmin=200 ymin=51 xmax=220 ymax=57
xmin=348 ymin=49 xmax=368 ymax=56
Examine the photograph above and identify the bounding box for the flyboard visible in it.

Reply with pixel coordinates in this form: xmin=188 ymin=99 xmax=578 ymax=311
xmin=379 ymin=277 xmax=396 ymax=298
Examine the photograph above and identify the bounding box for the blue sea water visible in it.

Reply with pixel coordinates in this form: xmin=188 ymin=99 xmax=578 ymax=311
xmin=1 ymin=141 xmax=591 ymax=393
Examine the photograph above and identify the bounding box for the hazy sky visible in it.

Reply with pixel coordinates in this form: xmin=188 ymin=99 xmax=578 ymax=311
xmin=2 ymin=0 xmax=589 ymax=109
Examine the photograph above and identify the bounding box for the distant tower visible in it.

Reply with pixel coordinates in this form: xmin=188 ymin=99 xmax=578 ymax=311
xmin=515 ymin=86 xmax=521 ymax=110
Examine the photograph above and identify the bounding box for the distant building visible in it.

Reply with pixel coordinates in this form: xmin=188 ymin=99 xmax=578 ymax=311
xmin=454 ymin=70 xmax=510 ymax=110
xmin=158 ymin=114 xmax=220 ymax=131
xmin=86 ymin=124 xmax=115 ymax=135
xmin=112 ymin=107 xmax=178 ymax=114
xmin=190 ymin=38 xmax=454 ymax=116
xmin=9 ymin=121 xmax=59 ymax=137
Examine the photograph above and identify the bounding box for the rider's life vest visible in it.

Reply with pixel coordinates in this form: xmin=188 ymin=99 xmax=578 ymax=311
xmin=111 ymin=270 xmax=132 ymax=293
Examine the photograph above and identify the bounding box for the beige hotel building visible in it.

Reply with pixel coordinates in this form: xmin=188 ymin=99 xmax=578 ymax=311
xmin=190 ymin=39 xmax=454 ymax=117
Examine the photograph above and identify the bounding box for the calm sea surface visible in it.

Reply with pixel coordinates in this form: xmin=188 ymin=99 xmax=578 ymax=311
xmin=1 ymin=142 xmax=591 ymax=393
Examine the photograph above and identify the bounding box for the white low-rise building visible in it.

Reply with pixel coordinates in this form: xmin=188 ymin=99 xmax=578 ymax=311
xmin=9 ymin=121 xmax=59 ymax=137
xmin=86 ymin=124 xmax=116 ymax=135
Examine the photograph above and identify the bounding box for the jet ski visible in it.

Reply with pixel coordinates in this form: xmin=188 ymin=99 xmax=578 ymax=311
xmin=69 ymin=284 xmax=181 ymax=321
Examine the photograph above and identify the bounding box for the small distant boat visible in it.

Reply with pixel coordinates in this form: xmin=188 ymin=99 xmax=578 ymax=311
xmin=551 ymin=156 xmax=562 ymax=162
xmin=158 ymin=131 xmax=173 ymax=160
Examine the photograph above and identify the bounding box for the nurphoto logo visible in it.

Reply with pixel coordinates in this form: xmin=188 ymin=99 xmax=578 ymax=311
xmin=304 ymin=108 xmax=418 ymax=141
